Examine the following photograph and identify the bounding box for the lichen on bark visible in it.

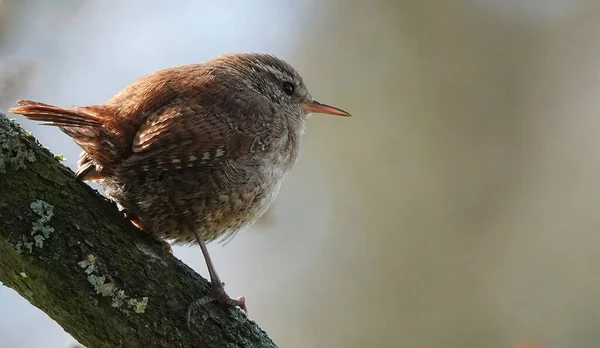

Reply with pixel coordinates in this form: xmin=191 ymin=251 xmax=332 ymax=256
xmin=0 ymin=115 xmax=36 ymax=173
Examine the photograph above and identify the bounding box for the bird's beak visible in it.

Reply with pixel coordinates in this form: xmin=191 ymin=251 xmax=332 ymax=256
xmin=301 ymin=100 xmax=351 ymax=117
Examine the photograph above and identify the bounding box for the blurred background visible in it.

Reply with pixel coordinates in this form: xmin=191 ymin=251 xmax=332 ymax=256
xmin=1 ymin=0 xmax=600 ymax=347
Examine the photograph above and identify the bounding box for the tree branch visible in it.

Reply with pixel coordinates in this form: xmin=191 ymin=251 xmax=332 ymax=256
xmin=0 ymin=112 xmax=277 ymax=348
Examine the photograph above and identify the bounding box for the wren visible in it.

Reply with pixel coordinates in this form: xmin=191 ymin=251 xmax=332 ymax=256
xmin=9 ymin=53 xmax=351 ymax=321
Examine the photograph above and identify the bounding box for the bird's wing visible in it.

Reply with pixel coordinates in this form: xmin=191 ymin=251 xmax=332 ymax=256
xmin=117 ymin=98 xmax=268 ymax=174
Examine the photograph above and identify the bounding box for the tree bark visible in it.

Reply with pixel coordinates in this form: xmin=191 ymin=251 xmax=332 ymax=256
xmin=0 ymin=112 xmax=278 ymax=348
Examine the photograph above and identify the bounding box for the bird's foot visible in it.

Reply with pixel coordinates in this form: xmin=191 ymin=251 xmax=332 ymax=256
xmin=186 ymin=282 xmax=247 ymax=329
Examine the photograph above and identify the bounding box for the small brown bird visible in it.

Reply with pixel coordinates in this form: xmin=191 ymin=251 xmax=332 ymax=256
xmin=10 ymin=53 xmax=350 ymax=319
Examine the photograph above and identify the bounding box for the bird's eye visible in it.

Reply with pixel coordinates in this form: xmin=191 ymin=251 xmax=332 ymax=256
xmin=282 ymin=81 xmax=295 ymax=96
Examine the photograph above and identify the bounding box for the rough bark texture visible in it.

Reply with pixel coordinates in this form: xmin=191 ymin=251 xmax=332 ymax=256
xmin=0 ymin=112 xmax=278 ymax=348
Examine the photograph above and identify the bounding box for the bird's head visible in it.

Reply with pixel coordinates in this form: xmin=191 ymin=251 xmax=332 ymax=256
xmin=213 ymin=53 xmax=351 ymax=125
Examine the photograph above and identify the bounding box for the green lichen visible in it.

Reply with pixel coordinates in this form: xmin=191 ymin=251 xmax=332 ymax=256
xmin=80 ymin=254 xmax=148 ymax=314
xmin=54 ymin=154 xmax=66 ymax=162
xmin=15 ymin=200 xmax=55 ymax=253
xmin=33 ymin=234 xmax=45 ymax=248
xmin=30 ymin=199 xmax=55 ymax=246
xmin=78 ymin=254 xmax=97 ymax=274
xmin=19 ymin=272 xmax=27 ymax=278
xmin=14 ymin=234 xmax=34 ymax=254
xmin=111 ymin=290 xmax=127 ymax=308
xmin=87 ymin=274 xmax=117 ymax=297
xmin=30 ymin=200 xmax=54 ymax=223
xmin=0 ymin=115 xmax=36 ymax=174
xmin=128 ymin=297 xmax=149 ymax=314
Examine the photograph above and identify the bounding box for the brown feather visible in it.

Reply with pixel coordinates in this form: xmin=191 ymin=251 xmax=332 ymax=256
xmin=115 ymin=79 xmax=273 ymax=175
xmin=9 ymin=100 xmax=103 ymax=127
xmin=76 ymin=153 xmax=104 ymax=182
xmin=9 ymin=100 xmax=121 ymax=179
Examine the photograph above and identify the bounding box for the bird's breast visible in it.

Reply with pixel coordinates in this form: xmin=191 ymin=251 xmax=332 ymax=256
xmin=218 ymin=140 xmax=298 ymax=222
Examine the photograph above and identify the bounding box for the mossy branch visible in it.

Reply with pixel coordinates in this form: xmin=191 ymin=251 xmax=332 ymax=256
xmin=0 ymin=112 xmax=277 ymax=348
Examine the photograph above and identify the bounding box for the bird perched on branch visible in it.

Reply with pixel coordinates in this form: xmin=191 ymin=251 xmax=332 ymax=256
xmin=10 ymin=52 xmax=351 ymax=321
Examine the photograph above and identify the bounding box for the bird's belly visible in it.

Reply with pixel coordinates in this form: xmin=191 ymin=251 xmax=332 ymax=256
xmin=203 ymin=177 xmax=283 ymax=242
xmin=108 ymin=162 xmax=288 ymax=245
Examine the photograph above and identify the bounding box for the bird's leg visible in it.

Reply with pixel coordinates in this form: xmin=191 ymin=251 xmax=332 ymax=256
xmin=194 ymin=230 xmax=247 ymax=311
xmin=187 ymin=229 xmax=246 ymax=327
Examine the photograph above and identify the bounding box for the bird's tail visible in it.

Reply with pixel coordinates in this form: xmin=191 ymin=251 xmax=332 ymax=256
xmin=9 ymin=99 xmax=113 ymax=182
xmin=9 ymin=99 xmax=103 ymax=127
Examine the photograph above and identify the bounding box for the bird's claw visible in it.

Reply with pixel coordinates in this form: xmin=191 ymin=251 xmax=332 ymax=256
xmin=186 ymin=284 xmax=247 ymax=330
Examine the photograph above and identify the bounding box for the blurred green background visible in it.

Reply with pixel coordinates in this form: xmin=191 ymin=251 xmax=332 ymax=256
xmin=1 ymin=1 xmax=600 ymax=347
